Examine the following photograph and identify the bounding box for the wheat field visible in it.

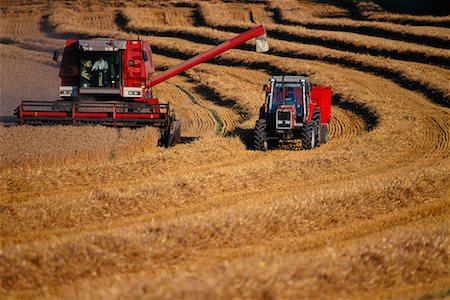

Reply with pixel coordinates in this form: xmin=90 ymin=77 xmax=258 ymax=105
xmin=0 ymin=0 xmax=449 ymax=299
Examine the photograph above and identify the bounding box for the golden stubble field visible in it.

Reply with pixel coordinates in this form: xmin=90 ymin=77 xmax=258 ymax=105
xmin=0 ymin=0 xmax=449 ymax=299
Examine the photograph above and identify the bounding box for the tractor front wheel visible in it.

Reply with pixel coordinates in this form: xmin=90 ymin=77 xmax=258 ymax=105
xmin=254 ymin=119 xmax=268 ymax=151
xmin=301 ymin=121 xmax=314 ymax=150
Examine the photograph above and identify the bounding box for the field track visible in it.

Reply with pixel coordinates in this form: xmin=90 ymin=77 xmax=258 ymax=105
xmin=1 ymin=1 xmax=449 ymax=299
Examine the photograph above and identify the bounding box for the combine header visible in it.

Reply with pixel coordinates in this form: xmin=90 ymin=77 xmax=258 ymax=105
xmin=16 ymin=25 xmax=269 ymax=146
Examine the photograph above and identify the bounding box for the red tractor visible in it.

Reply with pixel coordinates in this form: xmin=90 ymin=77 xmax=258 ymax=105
xmin=254 ymin=75 xmax=332 ymax=150
xmin=16 ymin=26 xmax=269 ymax=147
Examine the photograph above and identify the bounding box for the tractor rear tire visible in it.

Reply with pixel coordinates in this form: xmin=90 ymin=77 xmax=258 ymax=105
xmin=254 ymin=119 xmax=268 ymax=151
xmin=320 ymin=124 xmax=329 ymax=144
xmin=312 ymin=108 xmax=321 ymax=148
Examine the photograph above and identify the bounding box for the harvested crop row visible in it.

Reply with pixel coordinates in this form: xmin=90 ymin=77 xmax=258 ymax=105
xmin=48 ymin=217 xmax=449 ymax=299
xmin=153 ymin=54 xmax=240 ymax=135
xmin=47 ymin=4 xmax=120 ymax=38
xmin=41 ymin=3 xmax=450 ymax=104
xmin=3 ymin=50 xmax=449 ymax=248
xmin=194 ymin=4 xmax=450 ymax=66
xmin=267 ymin=0 xmax=450 ymax=47
xmin=0 ymin=125 xmax=159 ymax=170
xmin=0 ymin=9 xmax=61 ymax=51
xmin=118 ymin=5 xmax=195 ymax=27
xmin=366 ymin=12 xmax=450 ymax=27
xmin=126 ymin=26 xmax=449 ymax=106
xmin=2 ymin=2 xmax=450 ymax=299
xmin=2 ymin=161 xmax=448 ymax=293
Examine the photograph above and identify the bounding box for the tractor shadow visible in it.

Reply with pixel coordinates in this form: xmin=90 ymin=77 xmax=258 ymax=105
xmin=178 ymin=136 xmax=200 ymax=144
xmin=226 ymin=127 xmax=254 ymax=149
xmin=227 ymin=127 xmax=303 ymax=151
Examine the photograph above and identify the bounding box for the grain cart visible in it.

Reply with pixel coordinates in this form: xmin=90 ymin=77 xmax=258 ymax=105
xmin=16 ymin=25 xmax=269 ymax=147
xmin=254 ymin=75 xmax=331 ymax=150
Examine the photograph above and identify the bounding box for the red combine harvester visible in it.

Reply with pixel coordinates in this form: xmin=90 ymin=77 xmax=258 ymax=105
xmin=254 ymin=75 xmax=332 ymax=150
xmin=16 ymin=25 xmax=269 ymax=146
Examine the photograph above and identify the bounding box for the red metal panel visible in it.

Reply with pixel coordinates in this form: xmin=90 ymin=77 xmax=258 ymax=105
xmin=311 ymin=86 xmax=332 ymax=124
xmin=60 ymin=40 xmax=80 ymax=86
xmin=116 ymin=113 xmax=161 ymax=119
xmin=21 ymin=111 xmax=69 ymax=117
xmin=125 ymin=41 xmax=144 ymax=88
xmin=143 ymin=41 xmax=155 ymax=80
xmin=148 ymin=25 xmax=267 ymax=87
xmin=74 ymin=112 xmax=109 ymax=118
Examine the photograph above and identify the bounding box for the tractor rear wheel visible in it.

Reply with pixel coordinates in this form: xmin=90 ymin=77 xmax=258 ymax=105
xmin=254 ymin=119 xmax=268 ymax=151
xmin=312 ymin=108 xmax=321 ymax=148
xmin=320 ymin=124 xmax=329 ymax=144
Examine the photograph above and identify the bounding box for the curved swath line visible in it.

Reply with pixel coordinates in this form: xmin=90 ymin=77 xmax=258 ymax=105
xmin=188 ymin=5 xmax=450 ymax=67
xmin=149 ymin=36 xmax=449 ymax=108
xmin=112 ymin=19 xmax=450 ymax=108
xmin=116 ymin=8 xmax=450 ymax=68
xmin=175 ymin=84 xmax=224 ymax=134
xmin=328 ymin=108 xmax=366 ymax=144
xmin=156 ymin=83 xmax=217 ymax=136
xmin=268 ymin=6 xmax=450 ymax=49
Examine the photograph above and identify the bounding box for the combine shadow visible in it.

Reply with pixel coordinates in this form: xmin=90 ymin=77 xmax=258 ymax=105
xmin=0 ymin=116 xmax=18 ymax=125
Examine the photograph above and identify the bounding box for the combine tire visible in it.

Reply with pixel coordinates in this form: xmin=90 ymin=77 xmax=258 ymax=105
xmin=254 ymin=119 xmax=268 ymax=151
xmin=160 ymin=117 xmax=181 ymax=147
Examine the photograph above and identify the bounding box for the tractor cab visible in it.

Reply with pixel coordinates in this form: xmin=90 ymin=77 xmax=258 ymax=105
xmin=264 ymin=75 xmax=311 ymax=132
xmin=56 ymin=39 xmax=155 ymax=100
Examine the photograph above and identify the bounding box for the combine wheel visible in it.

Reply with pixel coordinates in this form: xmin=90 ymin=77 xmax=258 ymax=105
xmin=166 ymin=119 xmax=181 ymax=147
xmin=160 ymin=113 xmax=182 ymax=147
xmin=254 ymin=119 xmax=268 ymax=151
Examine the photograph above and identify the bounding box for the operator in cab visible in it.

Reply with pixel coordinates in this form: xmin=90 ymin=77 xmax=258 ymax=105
xmin=92 ymin=56 xmax=109 ymax=87
xmin=284 ymin=87 xmax=297 ymax=105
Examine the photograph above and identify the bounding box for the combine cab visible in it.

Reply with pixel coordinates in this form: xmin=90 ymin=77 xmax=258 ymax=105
xmin=16 ymin=26 xmax=270 ymax=147
xmin=254 ymin=75 xmax=332 ymax=150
